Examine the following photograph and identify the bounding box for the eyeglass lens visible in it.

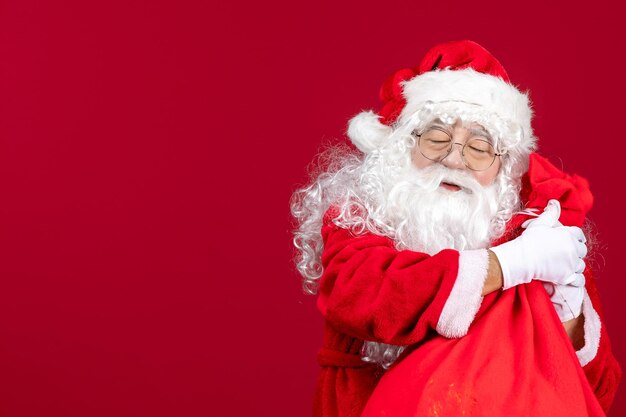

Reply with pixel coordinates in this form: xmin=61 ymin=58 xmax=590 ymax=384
xmin=418 ymin=128 xmax=497 ymax=171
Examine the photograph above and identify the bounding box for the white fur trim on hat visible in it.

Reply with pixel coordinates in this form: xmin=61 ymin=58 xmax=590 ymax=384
xmin=398 ymin=68 xmax=533 ymax=152
xmin=346 ymin=110 xmax=393 ymax=153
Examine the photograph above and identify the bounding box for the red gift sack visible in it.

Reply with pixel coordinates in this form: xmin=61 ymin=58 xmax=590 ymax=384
xmin=362 ymin=279 xmax=605 ymax=417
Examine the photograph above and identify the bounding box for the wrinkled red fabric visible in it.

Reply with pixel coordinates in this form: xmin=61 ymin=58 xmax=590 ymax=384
xmin=493 ymin=153 xmax=595 ymax=247
xmin=523 ymin=153 xmax=594 ymax=226
xmin=361 ymin=274 xmax=609 ymax=417
xmin=312 ymin=153 xmax=621 ymax=417
xmin=314 ymin=214 xmax=462 ymax=417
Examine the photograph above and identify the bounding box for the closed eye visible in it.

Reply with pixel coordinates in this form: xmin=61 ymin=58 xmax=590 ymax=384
xmin=469 ymin=146 xmax=488 ymax=153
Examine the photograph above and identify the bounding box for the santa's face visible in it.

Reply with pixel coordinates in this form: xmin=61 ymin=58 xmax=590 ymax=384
xmin=368 ymin=117 xmax=508 ymax=254
xmin=410 ymin=120 xmax=501 ymax=187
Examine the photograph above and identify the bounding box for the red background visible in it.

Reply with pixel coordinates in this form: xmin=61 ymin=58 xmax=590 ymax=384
xmin=0 ymin=0 xmax=624 ymax=416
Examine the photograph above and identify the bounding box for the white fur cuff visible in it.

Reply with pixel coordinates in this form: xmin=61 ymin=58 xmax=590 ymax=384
xmin=576 ymin=290 xmax=601 ymax=367
xmin=436 ymin=249 xmax=489 ymax=338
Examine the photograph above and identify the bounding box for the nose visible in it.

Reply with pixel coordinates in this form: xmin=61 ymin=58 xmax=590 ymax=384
xmin=440 ymin=143 xmax=466 ymax=170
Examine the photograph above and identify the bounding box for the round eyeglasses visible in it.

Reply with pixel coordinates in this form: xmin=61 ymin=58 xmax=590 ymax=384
xmin=414 ymin=127 xmax=503 ymax=171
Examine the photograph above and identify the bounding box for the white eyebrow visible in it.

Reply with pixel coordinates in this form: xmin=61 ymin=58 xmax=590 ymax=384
xmin=425 ymin=119 xmax=451 ymax=130
xmin=423 ymin=120 xmax=495 ymax=144
xmin=468 ymin=126 xmax=494 ymax=142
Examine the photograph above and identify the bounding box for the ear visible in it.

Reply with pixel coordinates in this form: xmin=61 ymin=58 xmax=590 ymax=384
xmin=346 ymin=110 xmax=393 ymax=154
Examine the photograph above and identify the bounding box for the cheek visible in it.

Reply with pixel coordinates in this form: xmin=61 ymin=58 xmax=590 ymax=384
xmin=411 ymin=146 xmax=433 ymax=169
xmin=473 ymin=161 xmax=501 ymax=186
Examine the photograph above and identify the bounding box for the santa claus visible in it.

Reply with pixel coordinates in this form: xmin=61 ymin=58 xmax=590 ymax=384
xmin=291 ymin=40 xmax=621 ymax=417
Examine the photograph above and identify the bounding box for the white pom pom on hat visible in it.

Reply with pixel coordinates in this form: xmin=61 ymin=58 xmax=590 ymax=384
xmin=346 ymin=40 xmax=533 ymax=154
xmin=346 ymin=110 xmax=393 ymax=153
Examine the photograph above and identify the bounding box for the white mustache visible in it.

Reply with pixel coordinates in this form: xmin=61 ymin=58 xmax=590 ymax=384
xmin=403 ymin=164 xmax=484 ymax=194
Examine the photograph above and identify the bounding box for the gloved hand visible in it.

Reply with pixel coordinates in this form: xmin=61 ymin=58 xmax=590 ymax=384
xmin=490 ymin=200 xmax=587 ymax=290
xmin=543 ymin=281 xmax=585 ymax=322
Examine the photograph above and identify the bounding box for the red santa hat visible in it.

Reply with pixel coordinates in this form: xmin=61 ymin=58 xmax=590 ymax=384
xmin=347 ymin=40 xmax=534 ymax=155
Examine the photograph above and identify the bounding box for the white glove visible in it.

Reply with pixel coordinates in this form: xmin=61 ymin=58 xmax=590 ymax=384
xmin=543 ymin=281 xmax=585 ymax=322
xmin=528 ymin=201 xmax=586 ymax=322
xmin=490 ymin=200 xmax=587 ymax=290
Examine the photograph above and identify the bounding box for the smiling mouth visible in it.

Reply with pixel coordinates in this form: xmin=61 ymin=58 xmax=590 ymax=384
xmin=440 ymin=181 xmax=463 ymax=192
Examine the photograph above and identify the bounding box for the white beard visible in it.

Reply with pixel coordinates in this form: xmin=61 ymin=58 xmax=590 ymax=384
xmin=361 ymin=163 xmax=502 ymax=369
xmin=371 ymin=163 xmax=501 ymax=254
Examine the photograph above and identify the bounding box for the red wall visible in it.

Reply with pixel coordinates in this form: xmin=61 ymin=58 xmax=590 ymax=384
xmin=0 ymin=1 xmax=623 ymax=416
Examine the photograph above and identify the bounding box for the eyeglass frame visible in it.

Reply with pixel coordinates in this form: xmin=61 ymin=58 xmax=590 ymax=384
xmin=412 ymin=128 xmax=505 ymax=172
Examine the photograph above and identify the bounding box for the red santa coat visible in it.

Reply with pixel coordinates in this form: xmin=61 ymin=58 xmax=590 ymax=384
xmin=313 ymin=154 xmax=621 ymax=417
